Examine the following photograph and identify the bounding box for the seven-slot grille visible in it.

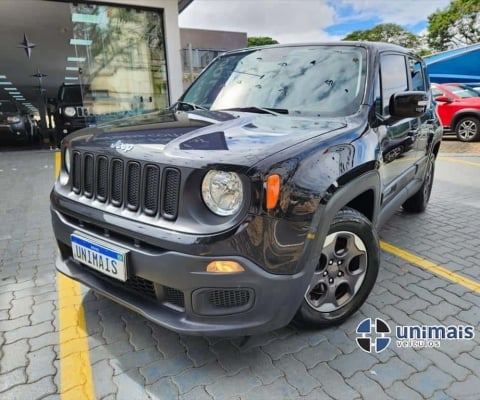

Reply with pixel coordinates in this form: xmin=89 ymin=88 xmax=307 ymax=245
xmin=71 ymin=151 xmax=180 ymax=219
xmin=76 ymin=106 xmax=89 ymax=117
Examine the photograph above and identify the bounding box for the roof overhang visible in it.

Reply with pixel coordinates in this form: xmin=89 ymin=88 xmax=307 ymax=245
xmin=178 ymin=0 xmax=194 ymax=12
xmin=424 ymin=43 xmax=480 ymax=84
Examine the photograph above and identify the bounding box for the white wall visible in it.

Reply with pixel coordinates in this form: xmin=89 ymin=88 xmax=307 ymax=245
xmin=98 ymin=0 xmax=184 ymax=104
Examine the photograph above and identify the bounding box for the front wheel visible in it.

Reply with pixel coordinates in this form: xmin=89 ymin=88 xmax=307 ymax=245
xmin=456 ymin=116 xmax=480 ymax=142
xmin=295 ymin=208 xmax=379 ymax=328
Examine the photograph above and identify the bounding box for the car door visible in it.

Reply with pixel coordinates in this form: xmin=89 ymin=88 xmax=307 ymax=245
xmin=376 ymin=53 xmax=423 ymax=205
xmin=408 ymin=57 xmax=433 ymax=160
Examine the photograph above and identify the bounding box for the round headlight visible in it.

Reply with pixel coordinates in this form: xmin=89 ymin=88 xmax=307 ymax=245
xmin=202 ymin=170 xmax=243 ymax=216
xmin=64 ymin=147 xmax=71 ymax=174
xmin=64 ymin=107 xmax=76 ymax=117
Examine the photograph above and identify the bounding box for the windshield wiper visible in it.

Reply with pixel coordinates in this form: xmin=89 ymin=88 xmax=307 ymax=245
xmin=219 ymin=106 xmax=288 ymax=116
xmin=174 ymin=101 xmax=208 ymax=111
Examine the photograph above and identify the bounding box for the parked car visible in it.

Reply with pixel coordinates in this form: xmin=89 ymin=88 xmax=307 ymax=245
xmin=53 ymin=83 xmax=96 ymax=143
xmin=0 ymin=100 xmax=30 ymax=144
xmin=23 ymin=112 xmax=43 ymax=144
xmin=432 ymin=83 xmax=480 ymax=142
xmin=50 ymin=42 xmax=442 ymax=336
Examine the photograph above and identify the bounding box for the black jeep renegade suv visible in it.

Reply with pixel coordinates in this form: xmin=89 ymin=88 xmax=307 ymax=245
xmin=50 ymin=42 xmax=442 ymax=336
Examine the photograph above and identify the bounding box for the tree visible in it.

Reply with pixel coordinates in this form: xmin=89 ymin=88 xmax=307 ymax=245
xmin=247 ymin=36 xmax=279 ymax=47
xmin=342 ymin=23 xmax=420 ymax=49
xmin=427 ymin=0 xmax=480 ymax=51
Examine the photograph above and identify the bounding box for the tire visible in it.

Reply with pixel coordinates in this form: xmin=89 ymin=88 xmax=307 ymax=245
xmin=24 ymin=131 xmax=32 ymax=145
xmin=402 ymin=153 xmax=435 ymax=213
xmin=455 ymin=116 xmax=480 ymax=142
xmin=295 ymin=208 xmax=379 ymax=328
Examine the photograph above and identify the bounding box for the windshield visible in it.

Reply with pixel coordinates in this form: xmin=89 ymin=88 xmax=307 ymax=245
xmin=59 ymin=85 xmax=92 ymax=103
xmin=443 ymin=85 xmax=480 ymax=98
xmin=0 ymin=101 xmax=18 ymax=113
xmin=181 ymin=45 xmax=367 ymax=117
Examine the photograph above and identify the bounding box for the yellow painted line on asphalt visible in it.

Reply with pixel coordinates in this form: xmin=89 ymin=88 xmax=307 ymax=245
xmin=380 ymin=241 xmax=480 ymax=293
xmin=438 ymin=156 xmax=480 ymax=168
xmin=55 ymin=151 xmax=95 ymax=400
xmin=55 ymin=151 xmax=61 ymax=180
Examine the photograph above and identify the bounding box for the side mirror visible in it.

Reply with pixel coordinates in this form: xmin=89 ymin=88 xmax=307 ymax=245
xmin=435 ymin=95 xmax=453 ymax=103
xmin=389 ymin=91 xmax=428 ymax=118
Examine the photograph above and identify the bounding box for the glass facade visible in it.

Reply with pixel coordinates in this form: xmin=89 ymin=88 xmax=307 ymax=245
xmin=66 ymin=4 xmax=169 ymax=125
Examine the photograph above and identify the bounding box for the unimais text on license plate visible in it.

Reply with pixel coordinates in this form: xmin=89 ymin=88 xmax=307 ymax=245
xmin=71 ymin=234 xmax=128 ymax=281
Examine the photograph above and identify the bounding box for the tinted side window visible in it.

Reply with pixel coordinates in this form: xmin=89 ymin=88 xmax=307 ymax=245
xmin=380 ymin=54 xmax=408 ymax=116
xmin=410 ymin=59 xmax=426 ymax=91
xmin=374 ymin=73 xmax=382 ymax=115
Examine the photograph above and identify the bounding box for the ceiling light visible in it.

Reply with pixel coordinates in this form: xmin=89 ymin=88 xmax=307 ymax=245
xmin=67 ymin=57 xmax=86 ymax=62
xmin=0 ymin=82 xmax=13 ymax=85
xmin=66 ymin=66 xmax=79 ymax=71
xmin=9 ymin=92 xmax=21 ymax=95
xmin=70 ymin=38 xmax=92 ymax=46
xmin=4 ymin=87 xmax=17 ymax=91
xmin=72 ymin=13 xmax=101 ymax=24
xmin=65 ymin=76 xmax=79 ymax=81
xmin=0 ymin=75 xmax=6 ymax=79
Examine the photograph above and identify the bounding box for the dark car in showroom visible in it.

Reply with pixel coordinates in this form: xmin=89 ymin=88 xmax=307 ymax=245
xmin=50 ymin=42 xmax=442 ymax=336
xmin=54 ymin=83 xmax=96 ymax=143
xmin=0 ymin=100 xmax=31 ymax=144
xmin=432 ymin=82 xmax=480 ymax=142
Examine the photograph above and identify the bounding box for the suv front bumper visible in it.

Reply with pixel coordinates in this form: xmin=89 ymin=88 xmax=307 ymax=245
xmin=51 ymin=205 xmax=312 ymax=336
xmin=0 ymin=124 xmax=28 ymax=142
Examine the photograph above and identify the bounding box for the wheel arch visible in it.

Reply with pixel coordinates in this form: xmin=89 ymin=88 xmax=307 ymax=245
xmin=298 ymin=168 xmax=381 ymax=276
xmin=323 ymin=167 xmax=381 ymax=226
xmin=345 ymin=189 xmax=376 ymax=222
xmin=451 ymin=109 xmax=480 ymax=130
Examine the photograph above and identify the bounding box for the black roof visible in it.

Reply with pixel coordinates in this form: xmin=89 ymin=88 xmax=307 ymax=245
xmin=226 ymin=41 xmax=413 ymax=55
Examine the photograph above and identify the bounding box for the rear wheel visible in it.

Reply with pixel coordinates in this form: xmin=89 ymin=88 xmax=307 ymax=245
xmin=295 ymin=208 xmax=379 ymax=328
xmin=456 ymin=116 xmax=480 ymax=142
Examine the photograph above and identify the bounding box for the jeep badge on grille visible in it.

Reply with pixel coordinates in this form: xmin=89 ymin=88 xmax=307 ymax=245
xmin=110 ymin=140 xmax=134 ymax=152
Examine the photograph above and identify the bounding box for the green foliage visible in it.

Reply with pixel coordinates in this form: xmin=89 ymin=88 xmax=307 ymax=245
xmin=427 ymin=0 xmax=480 ymax=51
xmin=342 ymin=23 xmax=420 ymax=49
xmin=247 ymin=36 xmax=279 ymax=47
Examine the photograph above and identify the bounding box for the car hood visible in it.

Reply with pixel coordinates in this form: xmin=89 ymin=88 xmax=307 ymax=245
xmin=65 ymin=110 xmax=347 ymax=168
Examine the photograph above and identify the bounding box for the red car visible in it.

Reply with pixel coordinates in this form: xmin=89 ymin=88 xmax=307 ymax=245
xmin=432 ymin=83 xmax=480 ymax=142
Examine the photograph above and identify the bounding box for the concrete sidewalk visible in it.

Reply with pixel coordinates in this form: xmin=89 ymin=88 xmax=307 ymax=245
xmin=440 ymin=138 xmax=480 ymax=154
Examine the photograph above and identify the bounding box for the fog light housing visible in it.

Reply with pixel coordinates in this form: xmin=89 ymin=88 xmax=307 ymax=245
xmin=206 ymin=261 xmax=244 ymax=273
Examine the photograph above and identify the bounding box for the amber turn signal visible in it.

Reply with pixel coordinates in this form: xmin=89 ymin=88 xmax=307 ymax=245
xmin=206 ymin=260 xmax=245 ymax=273
xmin=266 ymin=174 xmax=280 ymax=209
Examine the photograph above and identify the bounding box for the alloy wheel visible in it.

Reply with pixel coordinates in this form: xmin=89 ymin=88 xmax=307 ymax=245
xmin=457 ymin=119 xmax=478 ymax=141
xmin=305 ymin=230 xmax=368 ymax=313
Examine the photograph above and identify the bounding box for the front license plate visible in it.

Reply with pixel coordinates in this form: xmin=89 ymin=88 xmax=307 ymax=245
xmin=71 ymin=234 xmax=128 ymax=281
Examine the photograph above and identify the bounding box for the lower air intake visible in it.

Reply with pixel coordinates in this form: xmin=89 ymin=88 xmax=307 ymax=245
xmin=192 ymin=288 xmax=254 ymax=316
